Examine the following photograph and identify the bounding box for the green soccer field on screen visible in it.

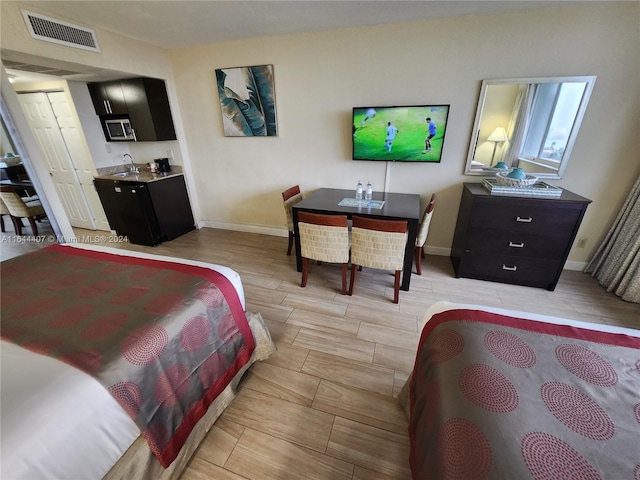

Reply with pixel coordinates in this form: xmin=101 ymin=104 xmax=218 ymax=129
xmin=352 ymin=105 xmax=449 ymax=162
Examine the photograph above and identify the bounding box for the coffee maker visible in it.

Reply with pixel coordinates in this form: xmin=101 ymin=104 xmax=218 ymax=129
xmin=154 ymin=158 xmax=171 ymax=173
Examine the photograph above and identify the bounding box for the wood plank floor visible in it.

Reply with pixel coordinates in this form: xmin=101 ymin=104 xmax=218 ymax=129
xmin=3 ymin=226 xmax=639 ymax=479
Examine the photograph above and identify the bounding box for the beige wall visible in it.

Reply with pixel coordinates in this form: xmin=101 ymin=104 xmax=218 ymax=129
xmin=168 ymin=2 xmax=639 ymax=266
xmin=2 ymin=2 xmax=639 ymax=267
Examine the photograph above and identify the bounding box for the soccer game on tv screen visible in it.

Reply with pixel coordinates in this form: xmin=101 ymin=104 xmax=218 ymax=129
xmin=352 ymin=105 xmax=450 ymax=162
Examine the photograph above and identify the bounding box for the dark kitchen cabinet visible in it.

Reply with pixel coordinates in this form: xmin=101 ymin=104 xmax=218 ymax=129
xmin=87 ymin=81 xmax=128 ymax=115
xmin=88 ymin=77 xmax=177 ymax=141
xmin=94 ymin=175 xmax=194 ymax=246
xmin=450 ymin=183 xmax=591 ymax=291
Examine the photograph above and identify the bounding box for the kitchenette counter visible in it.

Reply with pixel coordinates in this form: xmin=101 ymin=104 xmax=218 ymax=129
xmin=93 ymin=167 xmax=194 ymax=246
xmin=93 ymin=170 xmax=184 ymax=183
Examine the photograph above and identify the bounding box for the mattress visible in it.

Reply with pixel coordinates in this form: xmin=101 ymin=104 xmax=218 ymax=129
xmin=0 ymin=244 xmax=272 ymax=480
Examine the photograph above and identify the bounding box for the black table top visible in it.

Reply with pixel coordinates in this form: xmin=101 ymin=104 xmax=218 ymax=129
xmin=294 ymin=188 xmax=421 ymax=221
xmin=0 ymin=179 xmax=33 ymax=188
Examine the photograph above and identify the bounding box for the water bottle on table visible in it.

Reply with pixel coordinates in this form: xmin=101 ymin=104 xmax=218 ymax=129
xmin=356 ymin=181 xmax=363 ymax=200
xmin=365 ymin=181 xmax=373 ymax=200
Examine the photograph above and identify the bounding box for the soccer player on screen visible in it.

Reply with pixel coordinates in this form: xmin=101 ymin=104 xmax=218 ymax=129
xmin=361 ymin=108 xmax=377 ymax=127
xmin=424 ymin=117 xmax=437 ymax=153
xmin=385 ymin=122 xmax=399 ymax=153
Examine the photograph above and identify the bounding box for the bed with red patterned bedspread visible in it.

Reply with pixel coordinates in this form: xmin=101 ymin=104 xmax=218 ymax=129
xmin=1 ymin=244 xmax=274 ymax=479
xmin=404 ymin=302 xmax=640 ymax=480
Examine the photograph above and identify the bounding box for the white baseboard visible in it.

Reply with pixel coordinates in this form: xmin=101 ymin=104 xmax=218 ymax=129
xmin=564 ymin=261 xmax=588 ymax=271
xmin=195 ymin=222 xmax=588 ymax=271
xmin=198 ymin=220 xmax=288 ymax=238
xmin=424 ymin=245 xmax=451 ymax=257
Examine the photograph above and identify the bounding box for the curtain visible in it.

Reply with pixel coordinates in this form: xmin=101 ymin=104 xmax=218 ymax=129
xmin=503 ymin=84 xmax=533 ymax=165
xmin=585 ymin=174 xmax=640 ymax=303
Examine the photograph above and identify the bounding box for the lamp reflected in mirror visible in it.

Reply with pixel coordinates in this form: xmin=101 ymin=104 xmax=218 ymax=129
xmin=465 ymin=76 xmax=596 ymax=179
xmin=487 ymin=127 xmax=508 ymax=166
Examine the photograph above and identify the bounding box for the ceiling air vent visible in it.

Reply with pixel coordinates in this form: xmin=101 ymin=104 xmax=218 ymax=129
xmin=21 ymin=10 xmax=100 ymax=52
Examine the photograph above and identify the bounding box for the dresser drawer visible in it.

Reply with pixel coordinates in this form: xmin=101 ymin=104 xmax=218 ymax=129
xmin=451 ymin=184 xmax=591 ymax=291
xmin=459 ymin=253 xmax=561 ymax=289
xmin=471 ymin=201 xmax=583 ymax=236
xmin=466 ymin=229 xmax=570 ymax=260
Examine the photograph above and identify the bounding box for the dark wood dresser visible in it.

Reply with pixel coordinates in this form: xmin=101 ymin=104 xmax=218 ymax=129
xmin=450 ymin=183 xmax=591 ymax=291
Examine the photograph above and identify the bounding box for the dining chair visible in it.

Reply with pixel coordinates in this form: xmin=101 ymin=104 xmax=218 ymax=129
xmin=298 ymin=211 xmax=350 ymax=294
xmin=349 ymin=216 xmax=408 ymax=303
xmin=415 ymin=193 xmax=437 ymax=275
xmin=0 ymin=187 xmax=46 ymax=236
xmin=282 ymin=185 xmax=303 ymax=255
xmin=0 ymin=197 xmax=14 ymax=233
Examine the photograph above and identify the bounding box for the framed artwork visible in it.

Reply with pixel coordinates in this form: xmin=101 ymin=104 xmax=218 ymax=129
xmin=215 ymin=64 xmax=277 ymax=137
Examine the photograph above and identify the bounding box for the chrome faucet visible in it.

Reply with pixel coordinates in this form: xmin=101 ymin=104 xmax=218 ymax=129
xmin=123 ymin=154 xmax=139 ymax=174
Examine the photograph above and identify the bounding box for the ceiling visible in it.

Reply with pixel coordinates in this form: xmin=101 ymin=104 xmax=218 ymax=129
xmin=14 ymin=0 xmax=577 ymax=49
xmin=4 ymin=0 xmax=577 ymax=82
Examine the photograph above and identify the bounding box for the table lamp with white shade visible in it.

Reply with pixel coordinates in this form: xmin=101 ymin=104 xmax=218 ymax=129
xmin=487 ymin=127 xmax=508 ymax=166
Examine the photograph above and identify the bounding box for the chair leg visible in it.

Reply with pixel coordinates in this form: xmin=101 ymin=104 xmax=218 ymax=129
xmin=0 ymin=215 xmax=4 ymax=233
xmin=301 ymin=257 xmax=309 ymax=287
xmin=393 ymin=270 xmax=401 ymax=304
xmin=348 ymin=264 xmax=358 ymax=296
xmin=341 ymin=263 xmax=347 ymax=295
xmin=13 ymin=216 xmax=23 ymax=235
xmin=287 ymin=231 xmax=294 ymax=255
xmin=28 ymin=217 xmax=39 ymax=236
xmin=415 ymin=246 xmax=423 ymax=275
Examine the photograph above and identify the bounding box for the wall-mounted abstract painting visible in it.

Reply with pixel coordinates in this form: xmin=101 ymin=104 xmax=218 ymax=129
xmin=215 ymin=65 xmax=278 ymax=137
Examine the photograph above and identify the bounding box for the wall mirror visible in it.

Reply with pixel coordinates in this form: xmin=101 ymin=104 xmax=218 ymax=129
xmin=464 ymin=76 xmax=596 ymax=179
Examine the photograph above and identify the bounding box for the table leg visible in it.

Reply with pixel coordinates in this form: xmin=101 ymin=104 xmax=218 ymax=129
xmin=401 ymin=219 xmax=418 ymax=291
xmin=293 ymin=209 xmax=302 ymax=272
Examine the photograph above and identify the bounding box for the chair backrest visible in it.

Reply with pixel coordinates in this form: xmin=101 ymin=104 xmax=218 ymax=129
xmin=351 ymin=216 xmax=407 ymax=271
xmin=298 ymin=211 xmax=349 ymax=263
xmin=282 ymin=185 xmax=301 ymax=202
xmin=416 ymin=193 xmax=437 ymax=247
xmin=0 ymin=197 xmax=10 ymax=215
xmin=0 ymin=188 xmax=31 ymax=217
xmin=282 ymin=185 xmax=303 ymax=231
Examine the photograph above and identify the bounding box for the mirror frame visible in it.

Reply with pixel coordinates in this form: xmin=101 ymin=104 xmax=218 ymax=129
xmin=464 ymin=75 xmax=597 ymax=179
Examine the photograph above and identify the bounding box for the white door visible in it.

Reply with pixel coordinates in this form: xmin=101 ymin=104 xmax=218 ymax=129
xmin=46 ymin=92 xmax=110 ymax=231
xmin=17 ymin=92 xmax=96 ymax=230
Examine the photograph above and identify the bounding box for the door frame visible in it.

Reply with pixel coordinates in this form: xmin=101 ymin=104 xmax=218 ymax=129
xmin=0 ymin=94 xmax=65 ymax=240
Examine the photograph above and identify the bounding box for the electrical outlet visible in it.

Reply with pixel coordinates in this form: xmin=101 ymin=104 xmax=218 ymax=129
xmin=576 ymin=237 xmax=588 ymax=248
xmin=167 ymin=149 xmax=174 ymax=159
xmin=105 ymin=143 xmax=112 ymax=153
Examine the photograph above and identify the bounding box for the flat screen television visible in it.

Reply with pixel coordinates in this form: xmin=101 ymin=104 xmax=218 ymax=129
xmin=352 ymin=105 xmax=450 ymax=162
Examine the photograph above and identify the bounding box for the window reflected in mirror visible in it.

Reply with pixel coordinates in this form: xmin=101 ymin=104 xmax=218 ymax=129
xmin=465 ymin=76 xmax=596 ymax=179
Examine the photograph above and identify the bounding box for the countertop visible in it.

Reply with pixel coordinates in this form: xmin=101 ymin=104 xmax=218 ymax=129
xmin=94 ymin=170 xmax=183 ymax=183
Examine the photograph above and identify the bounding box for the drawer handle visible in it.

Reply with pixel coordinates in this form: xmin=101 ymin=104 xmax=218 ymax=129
xmin=508 ymin=241 xmax=525 ymax=248
xmin=502 ymin=264 xmax=518 ymax=272
xmin=516 ymin=216 xmax=533 ymax=223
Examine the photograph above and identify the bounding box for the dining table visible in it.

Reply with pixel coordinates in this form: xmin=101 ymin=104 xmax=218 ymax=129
xmin=292 ymin=188 xmax=422 ymax=291
xmin=0 ymin=179 xmax=36 ymax=198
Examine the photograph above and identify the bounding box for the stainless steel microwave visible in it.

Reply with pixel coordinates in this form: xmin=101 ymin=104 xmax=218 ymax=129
xmin=104 ymin=118 xmax=136 ymax=141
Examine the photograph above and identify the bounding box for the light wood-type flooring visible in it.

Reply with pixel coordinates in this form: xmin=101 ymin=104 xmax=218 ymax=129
xmin=2 ymin=226 xmax=639 ymax=479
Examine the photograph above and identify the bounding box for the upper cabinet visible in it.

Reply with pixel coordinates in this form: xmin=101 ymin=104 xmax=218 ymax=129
xmin=87 ymin=77 xmax=177 ymax=142
xmin=87 ymin=81 xmax=128 ymax=115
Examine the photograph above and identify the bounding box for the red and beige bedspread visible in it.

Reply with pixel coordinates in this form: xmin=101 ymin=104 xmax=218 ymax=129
xmin=409 ymin=308 xmax=640 ymax=480
xmin=0 ymin=244 xmax=256 ymax=468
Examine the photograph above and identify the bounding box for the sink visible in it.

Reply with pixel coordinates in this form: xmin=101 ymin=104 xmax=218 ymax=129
xmin=112 ymin=172 xmax=130 ymax=177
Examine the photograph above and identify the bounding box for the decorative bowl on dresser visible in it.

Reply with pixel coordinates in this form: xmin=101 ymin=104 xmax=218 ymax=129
xmin=450 ymin=183 xmax=591 ymax=291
